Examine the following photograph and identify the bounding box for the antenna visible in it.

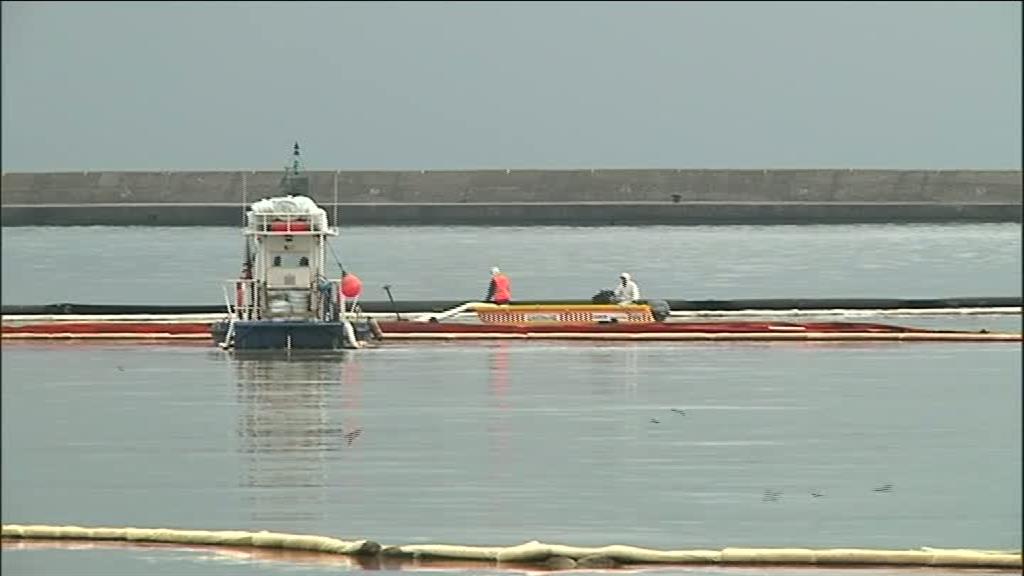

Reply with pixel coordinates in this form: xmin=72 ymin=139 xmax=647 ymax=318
xmin=241 ymin=171 xmax=247 ymax=228
xmin=333 ymin=170 xmax=339 ymax=229
xmin=240 ymin=170 xmax=251 ymax=278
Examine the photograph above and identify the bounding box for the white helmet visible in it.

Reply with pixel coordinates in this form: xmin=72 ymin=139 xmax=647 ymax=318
xmin=620 ymin=272 xmax=630 ymax=280
xmin=491 ymin=267 xmax=501 ymax=275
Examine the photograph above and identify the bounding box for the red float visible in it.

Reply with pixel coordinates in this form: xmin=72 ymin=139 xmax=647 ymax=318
xmin=341 ymin=273 xmax=363 ymax=298
xmin=268 ymin=220 xmax=311 ymax=232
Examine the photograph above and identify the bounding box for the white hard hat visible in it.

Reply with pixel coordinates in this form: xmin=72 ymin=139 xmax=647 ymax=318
xmin=620 ymin=272 xmax=630 ymax=280
xmin=491 ymin=267 xmax=501 ymax=275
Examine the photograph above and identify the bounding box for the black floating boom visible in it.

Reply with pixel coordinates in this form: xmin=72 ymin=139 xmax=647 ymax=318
xmin=1 ymin=297 xmax=1020 ymax=316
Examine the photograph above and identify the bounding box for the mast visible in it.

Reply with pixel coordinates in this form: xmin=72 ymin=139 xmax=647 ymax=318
xmin=291 ymin=141 xmax=302 ymax=175
xmin=280 ymin=141 xmax=310 ymax=197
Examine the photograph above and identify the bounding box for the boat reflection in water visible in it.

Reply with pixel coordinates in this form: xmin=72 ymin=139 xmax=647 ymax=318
xmin=228 ymin=351 xmax=361 ymax=527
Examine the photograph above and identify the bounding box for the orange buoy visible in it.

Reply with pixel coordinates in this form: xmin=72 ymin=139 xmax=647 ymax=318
xmin=341 ymin=273 xmax=362 ymax=298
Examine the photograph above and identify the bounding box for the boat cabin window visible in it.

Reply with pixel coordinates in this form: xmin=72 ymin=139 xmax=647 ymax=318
xmin=271 ymin=253 xmax=311 ymax=268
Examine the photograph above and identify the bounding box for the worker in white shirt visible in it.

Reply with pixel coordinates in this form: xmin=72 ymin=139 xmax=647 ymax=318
xmin=613 ymin=272 xmax=640 ymax=305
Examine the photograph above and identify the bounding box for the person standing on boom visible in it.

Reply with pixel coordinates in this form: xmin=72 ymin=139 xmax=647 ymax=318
xmin=486 ymin=267 xmax=512 ymax=304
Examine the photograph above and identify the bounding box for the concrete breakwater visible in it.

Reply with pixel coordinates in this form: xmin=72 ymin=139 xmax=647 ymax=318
xmin=2 ymin=169 xmax=1020 ymax=225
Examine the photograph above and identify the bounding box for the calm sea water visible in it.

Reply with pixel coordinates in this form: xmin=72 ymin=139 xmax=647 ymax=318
xmin=1 ymin=224 xmax=1021 ymax=304
xmin=2 ymin=224 xmax=1021 ymax=575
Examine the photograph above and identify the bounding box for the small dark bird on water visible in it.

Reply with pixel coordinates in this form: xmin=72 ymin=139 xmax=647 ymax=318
xmin=810 ymin=491 xmax=824 ymax=498
xmin=670 ymin=408 xmax=686 ymax=416
xmin=116 ymin=365 xmax=124 ymax=372
xmin=650 ymin=418 xmax=661 ymax=424
xmin=343 ymin=428 xmax=363 ymax=446
xmin=762 ymin=489 xmax=782 ymax=502
xmin=872 ymin=483 xmax=894 ymax=493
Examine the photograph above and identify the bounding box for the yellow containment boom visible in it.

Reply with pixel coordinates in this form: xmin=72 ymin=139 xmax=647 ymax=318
xmin=473 ymin=303 xmax=655 ymax=324
xmin=2 ymin=524 xmax=1021 ymax=570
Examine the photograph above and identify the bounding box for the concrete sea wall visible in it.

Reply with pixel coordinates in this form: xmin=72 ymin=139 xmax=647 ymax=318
xmin=2 ymin=169 xmax=1020 ymax=225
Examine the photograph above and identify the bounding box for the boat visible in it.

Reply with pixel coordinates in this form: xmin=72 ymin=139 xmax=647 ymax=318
xmin=209 ymin=144 xmax=381 ymax=350
xmin=362 ymin=301 xmax=1020 ymax=342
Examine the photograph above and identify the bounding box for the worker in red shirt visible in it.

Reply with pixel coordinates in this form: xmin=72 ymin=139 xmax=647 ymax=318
xmin=485 ymin=267 xmax=512 ymax=304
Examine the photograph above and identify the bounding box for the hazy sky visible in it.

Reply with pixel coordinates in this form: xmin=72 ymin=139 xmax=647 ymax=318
xmin=2 ymin=1 xmax=1020 ymax=171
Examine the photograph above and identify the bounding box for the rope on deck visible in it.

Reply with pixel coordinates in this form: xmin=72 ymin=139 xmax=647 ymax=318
xmin=2 ymin=524 xmax=1020 ymax=569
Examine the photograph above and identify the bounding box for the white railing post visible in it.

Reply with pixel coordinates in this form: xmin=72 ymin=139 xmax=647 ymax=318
xmin=220 ymin=284 xmax=237 ymax=348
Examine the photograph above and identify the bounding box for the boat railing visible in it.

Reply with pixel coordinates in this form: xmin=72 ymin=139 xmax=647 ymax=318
xmin=324 ymin=278 xmax=364 ymax=321
xmin=223 ymin=279 xmax=260 ymax=321
xmin=245 ymin=211 xmax=333 ymax=234
xmin=223 ymin=278 xmax=359 ymax=323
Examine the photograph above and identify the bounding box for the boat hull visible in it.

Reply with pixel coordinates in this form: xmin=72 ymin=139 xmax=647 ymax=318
xmin=211 ymin=320 xmax=379 ymax=350
xmin=377 ymin=320 xmax=931 ymax=334
xmin=371 ymin=320 xmax=1019 ymax=342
